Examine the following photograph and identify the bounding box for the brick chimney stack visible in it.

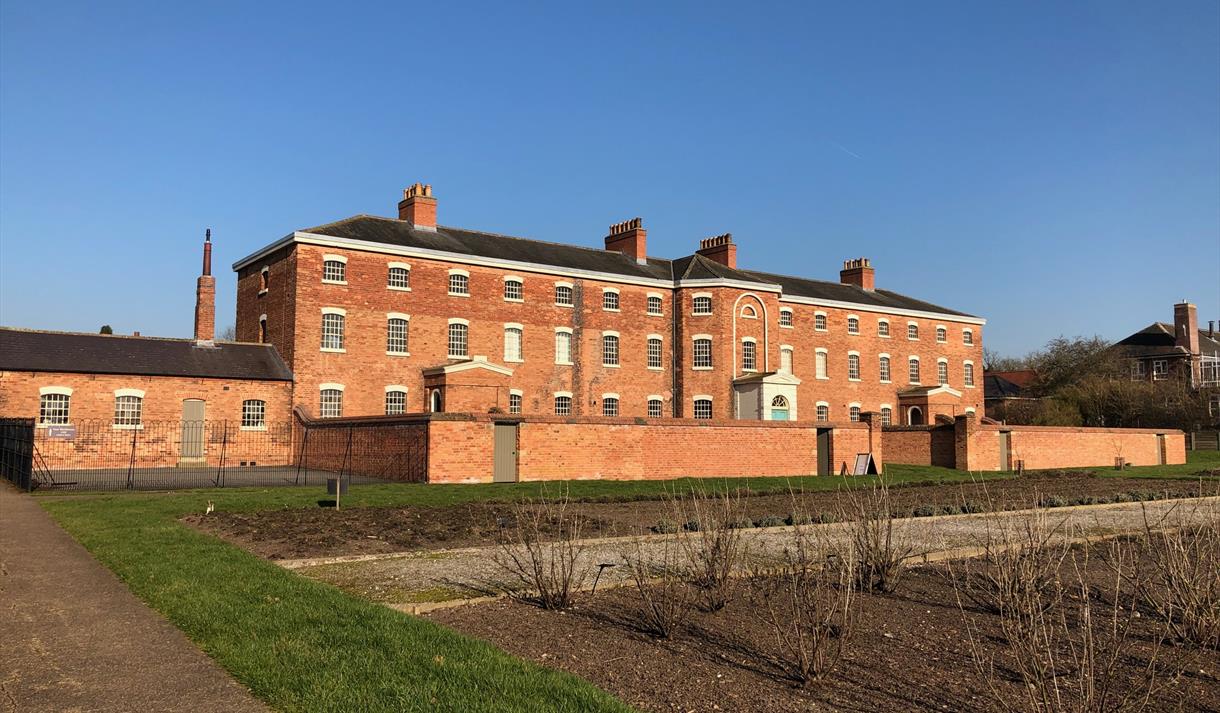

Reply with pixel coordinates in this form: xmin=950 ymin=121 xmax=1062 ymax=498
xmin=1174 ymin=301 xmax=1199 ymax=354
xmin=398 ymin=183 xmax=437 ymax=231
xmin=696 ymin=233 xmax=737 ymax=269
xmin=605 ymin=218 xmax=647 ymax=264
xmin=840 ymin=258 xmax=875 ymax=291
xmin=194 ymin=229 xmax=216 ymax=343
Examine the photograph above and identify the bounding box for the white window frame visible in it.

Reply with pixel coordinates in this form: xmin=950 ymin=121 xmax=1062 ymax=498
xmin=322 ymin=254 xmax=348 ymax=284
xmin=319 ymin=383 xmax=345 ymax=419
xmin=846 ymin=314 xmax=860 ymax=335
xmin=779 ymin=308 xmax=794 ymax=328
xmin=963 ymin=328 xmax=973 ymax=346
xmin=647 ymin=395 xmax=664 ymax=418
xmin=964 ymin=360 xmax=976 ymax=388
xmin=447 ymin=269 xmax=470 ymax=297
xmin=602 ymin=287 xmax=621 ymax=312
xmin=554 ymin=391 xmax=573 ymax=416
xmin=780 ymin=345 xmax=794 ymax=374
xmin=815 ymin=401 xmax=830 ymax=422
xmin=879 ymin=353 xmax=892 ymax=383
xmin=447 ymin=318 xmax=470 ymax=358
xmin=849 ymin=402 xmax=862 ymax=422
xmin=936 ymin=325 xmax=948 ymax=343
xmin=879 ymin=404 xmax=893 ymax=426
xmin=1152 ymin=359 xmax=1168 ymax=380
xmin=646 ymin=292 xmax=664 ymax=316
xmin=815 ymin=347 xmax=829 ymax=380
xmin=384 ymin=385 xmax=408 ymax=416
xmin=601 ymin=393 xmax=620 ymax=417
xmin=1131 ymin=360 xmax=1146 ymax=380
xmin=241 ymin=399 xmax=267 ymax=430
xmin=741 ymin=337 xmax=758 ymax=372
xmin=937 ymin=357 xmax=950 ymax=385
xmin=502 ymin=275 xmax=525 ymax=302
xmin=692 ymin=396 xmax=714 ymax=420
xmin=387 ymin=262 xmax=411 ymax=291
xmin=740 ymin=304 xmax=758 ymax=319
xmin=554 ymin=327 xmax=574 ymax=365
xmin=814 ymin=311 xmax=828 ymax=332
xmin=909 ymin=355 xmax=921 ymax=384
xmin=112 ymin=388 xmax=146 ymax=430
xmin=847 ymin=350 xmax=861 ymax=381
xmin=692 ymin=292 xmax=713 ymax=316
xmin=37 ymin=387 xmax=72 ymax=426
xmin=503 ymin=323 xmax=524 ymax=363
xmin=907 ymin=321 xmax=920 ymax=341
xmin=508 ymin=389 xmax=523 ymax=415
xmin=321 ymin=307 xmax=346 ymax=352
xmin=386 ymin=312 xmax=410 ymax=355
xmin=554 ymin=281 xmax=574 ymax=307
xmin=692 ymin=334 xmax=713 ymax=370
xmin=877 ymin=318 xmax=890 ymax=338
xmin=601 ymin=330 xmax=620 ymax=367
xmin=647 ymin=334 xmax=664 ymax=370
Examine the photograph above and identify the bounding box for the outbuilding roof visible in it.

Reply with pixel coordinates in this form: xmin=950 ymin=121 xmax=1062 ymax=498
xmin=285 ymin=214 xmax=978 ymax=319
xmin=0 ymin=328 xmax=294 ymax=381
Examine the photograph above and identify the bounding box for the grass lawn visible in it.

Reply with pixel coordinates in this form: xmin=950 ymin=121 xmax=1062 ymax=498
xmin=36 ymin=452 xmax=1218 ymax=712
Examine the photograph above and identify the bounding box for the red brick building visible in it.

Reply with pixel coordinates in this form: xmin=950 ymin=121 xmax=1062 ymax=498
xmin=233 ymin=184 xmax=986 ymax=426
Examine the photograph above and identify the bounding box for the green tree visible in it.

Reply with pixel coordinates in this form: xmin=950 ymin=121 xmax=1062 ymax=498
xmin=99 ymin=324 xmax=113 ymax=334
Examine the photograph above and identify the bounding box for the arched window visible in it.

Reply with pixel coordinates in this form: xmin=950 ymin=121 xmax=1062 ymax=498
xmin=447 ymin=322 xmax=468 ymax=358
xmin=647 ymin=295 xmax=663 ymax=315
xmin=938 ymin=359 xmax=949 ymax=385
xmin=602 ymin=290 xmax=620 ymax=311
xmin=815 ymin=350 xmax=828 ymax=379
xmin=602 ymin=334 xmax=620 ymax=366
xmin=780 ymin=346 xmax=794 ymax=373
xmin=430 ymin=390 xmax=443 ymax=413
xmin=741 ymin=340 xmax=757 ymax=371
xmin=909 ymin=357 xmax=921 ymax=384
xmin=241 ymin=399 xmax=266 ymax=429
xmin=779 ymin=309 xmax=793 ymax=327
xmin=647 ymin=337 xmax=663 ymax=369
xmin=554 ymin=284 xmax=574 ymax=306
xmin=602 ymin=397 xmax=619 ymax=417
xmin=907 ymin=322 xmax=919 ymax=340
xmin=385 ymin=389 xmax=407 ymax=415
xmin=504 ymin=326 xmax=523 ymax=362
xmin=877 ymin=319 xmax=890 ymax=337
xmin=509 ymin=392 xmax=522 ymax=415
xmin=258 ymin=316 xmax=267 ymax=343
xmin=964 ymin=362 xmax=976 ymax=387
xmin=321 ymin=311 xmax=345 ymax=350
xmin=504 ymin=279 xmax=524 ymax=301
xmin=693 ymin=338 xmax=713 ymax=368
xmin=554 ymin=394 xmax=572 ymax=415
xmin=387 ymin=317 xmax=409 ymax=354
xmin=740 ymin=304 xmax=757 ymax=319
xmin=816 ymin=404 xmax=829 ymax=421
xmin=388 ymin=265 xmax=410 ymax=289
xmin=849 ymin=405 xmax=861 ymax=422
xmin=848 ymin=353 xmax=861 ymax=380
xmin=647 ymin=398 xmax=663 ymax=418
xmin=259 ymin=266 xmax=269 ymax=291
xmin=880 ymin=407 xmax=893 ymax=426
xmin=936 ymin=326 xmax=948 ymax=343
xmin=320 ymin=388 xmax=343 ymax=418
xmin=448 ymin=272 xmax=469 ymax=295
xmin=907 ymin=406 xmax=924 ymax=425
xmin=963 ymin=329 xmax=974 ymax=345
xmin=113 ymin=392 xmax=143 ymax=428
xmin=879 ymin=355 xmax=892 ymax=382
xmin=554 ymin=329 xmax=573 ymax=365
xmin=814 ymin=313 xmax=828 ymax=331
xmin=322 ymin=258 xmax=346 ymax=283
xmin=847 ymin=316 xmax=860 ymax=334
xmin=771 ymin=395 xmax=789 ymax=408
xmin=693 ymin=398 xmax=713 ymax=419
xmin=693 ymin=296 xmax=712 ymax=315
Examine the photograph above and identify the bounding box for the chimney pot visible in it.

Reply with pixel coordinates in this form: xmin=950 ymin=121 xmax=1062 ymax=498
xmin=398 ymin=182 xmax=438 ymax=231
xmin=840 ymin=257 xmax=876 ymax=291
xmin=605 ymin=217 xmax=648 ymax=264
xmin=696 ymin=233 xmax=737 ymax=268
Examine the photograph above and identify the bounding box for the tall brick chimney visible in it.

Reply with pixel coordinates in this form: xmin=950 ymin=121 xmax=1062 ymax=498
xmin=398 ymin=183 xmax=437 ymax=231
xmin=696 ymin=233 xmax=737 ymax=269
xmin=840 ymin=258 xmax=875 ymax=291
xmin=605 ymin=217 xmax=647 ymax=264
xmin=1174 ymin=301 xmax=1199 ymax=355
xmin=193 ymin=229 xmax=216 ymax=343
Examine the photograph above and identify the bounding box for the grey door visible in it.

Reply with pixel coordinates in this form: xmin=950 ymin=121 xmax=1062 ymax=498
xmin=181 ymin=400 xmax=206 ymax=461
xmin=816 ymin=428 xmax=832 ymax=476
xmin=493 ymin=422 xmax=518 ymax=483
xmin=999 ymin=431 xmax=1012 ymax=471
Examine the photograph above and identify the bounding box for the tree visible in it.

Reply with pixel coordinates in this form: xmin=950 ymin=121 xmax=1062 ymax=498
xmin=982 ymin=348 xmax=1029 ymax=372
xmin=99 ymin=325 xmax=113 ymax=334
xmin=218 ymin=325 xmax=236 ymax=341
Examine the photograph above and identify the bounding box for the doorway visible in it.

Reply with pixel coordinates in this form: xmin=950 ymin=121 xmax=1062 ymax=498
xmin=430 ymin=390 xmax=443 ymax=413
xmin=181 ymin=399 xmax=206 ymax=463
xmin=770 ymin=395 xmax=790 ymax=421
xmin=493 ymin=422 xmax=518 ymax=483
xmin=999 ymin=431 xmax=1013 ymax=471
xmin=816 ymin=428 xmax=832 ymax=476
xmin=907 ymin=406 xmax=924 ymax=425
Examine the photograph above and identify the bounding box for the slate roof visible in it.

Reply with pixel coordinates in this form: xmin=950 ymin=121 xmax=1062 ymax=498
xmin=0 ymin=328 xmax=293 ymax=381
xmin=984 ymin=373 xmax=1030 ymax=401
xmin=297 ymin=215 xmax=978 ymax=318
xmin=1113 ymin=323 xmax=1220 ymax=359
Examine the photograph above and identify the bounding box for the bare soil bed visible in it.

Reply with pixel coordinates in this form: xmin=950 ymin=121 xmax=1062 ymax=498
xmin=188 ymin=473 xmax=1214 ymax=561
xmin=427 ymin=561 xmax=1220 ymax=713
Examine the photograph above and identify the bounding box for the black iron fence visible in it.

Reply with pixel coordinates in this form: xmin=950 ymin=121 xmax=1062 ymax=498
xmin=296 ymin=418 xmax=429 ymax=484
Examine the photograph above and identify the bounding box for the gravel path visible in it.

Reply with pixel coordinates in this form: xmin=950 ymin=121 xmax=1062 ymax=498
xmin=290 ymin=496 xmax=1220 ymax=611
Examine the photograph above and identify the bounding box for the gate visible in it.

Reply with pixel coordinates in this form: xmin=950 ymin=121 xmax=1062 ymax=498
xmin=0 ymin=418 xmax=35 ymax=491
xmin=493 ymin=422 xmax=519 ymax=483
xmin=816 ymin=428 xmax=832 ymax=476
xmin=999 ymin=431 xmax=1013 ymax=471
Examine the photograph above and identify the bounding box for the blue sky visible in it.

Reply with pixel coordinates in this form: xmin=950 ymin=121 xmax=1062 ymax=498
xmin=1 ymin=0 xmax=1217 ymax=356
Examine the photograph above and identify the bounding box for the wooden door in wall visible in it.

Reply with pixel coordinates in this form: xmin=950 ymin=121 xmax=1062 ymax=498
xmin=816 ymin=428 xmax=832 ymax=476
xmin=181 ymin=399 xmax=206 ymax=463
xmin=493 ymin=422 xmax=518 ymax=483
xmin=999 ymin=431 xmax=1012 ymax=471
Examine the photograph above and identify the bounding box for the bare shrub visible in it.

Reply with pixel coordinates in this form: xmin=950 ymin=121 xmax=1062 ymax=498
xmin=492 ymin=491 xmax=589 ymax=610
xmin=1124 ymin=500 xmax=1220 ymax=649
xmin=951 ymin=512 xmax=1178 ymax=713
xmin=672 ymin=485 xmax=749 ymax=611
xmin=621 ymin=538 xmax=696 ymax=639
xmin=840 ymin=477 xmax=915 ymax=593
xmin=749 ymin=527 xmax=857 ymax=687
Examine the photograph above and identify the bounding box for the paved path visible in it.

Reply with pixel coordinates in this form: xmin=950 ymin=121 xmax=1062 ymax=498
xmin=0 ymin=484 xmax=267 ymax=713
xmin=290 ymin=496 xmax=1220 ymax=611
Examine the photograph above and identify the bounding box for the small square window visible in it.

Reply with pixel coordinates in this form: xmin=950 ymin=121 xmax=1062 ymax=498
xmin=908 ymin=323 xmax=919 ymax=340
xmin=847 ymin=317 xmax=859 ymax=335
xmin=936 ymin=327 xmax=947 ymax=343
xmin=693 ymin=399 xmax=713 ymax=420
xmin=509 ymin=393 xmax=522 ymax=415
xmin=814 ymin=314 xmax=827 ymax=331
xmin=878 ymin=321 xmax=890 ymax=337
xmin=603 ymin=291 xmax=620 ymax=311
xmin=385 ymin=390 xmax=407 ymax=415
xmin=449 ymin=273 xmax=469 ymax=295
xmin=242 ymin=399 xmax=266 ymax=428
xmin=504 ymin=280 xmax=523 ymax=301
xmin=388 ymin=266 xmax=410 ymax=289
xmin=648 ymin=399 xmax=663 ymax=418
xmin=779 ymin=310 xmax=793 ymax=327
xmin=555 ymin=395 xmax=572 ymax=416
xmin=602 ymin=398 xmax=619 ymax=417
xmin=555 ymin=285 xmax=574 ymax=306
xmin=647 ymin=296 xmax=663 ymax=315
xmin=323 ymin=260 xmax=346 ymax=283
xmin=693 ymin=296 xmax=712 ymax=315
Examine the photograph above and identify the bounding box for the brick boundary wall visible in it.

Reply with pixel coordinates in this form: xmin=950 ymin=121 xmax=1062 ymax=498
xmin=295 ymin=412 xmax=885 ymax=484
xmin=883 ymin=414 xmax=1186 ymax=471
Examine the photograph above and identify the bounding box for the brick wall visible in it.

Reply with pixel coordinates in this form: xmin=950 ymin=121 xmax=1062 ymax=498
xmin=883 ymin=414 xmax=1187 ymax=470
xmin=0 ymin=370 xmax=294 ymax=468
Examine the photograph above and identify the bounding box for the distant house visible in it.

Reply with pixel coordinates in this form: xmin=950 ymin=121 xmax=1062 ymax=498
xmin=983 ymin=369 xmax=1038 ymax=421
xmin=1112 ymin=301 xmax=1220 ymax=422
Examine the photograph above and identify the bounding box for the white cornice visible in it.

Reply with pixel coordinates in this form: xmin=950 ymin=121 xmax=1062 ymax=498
xmin=778 ymin=294 xmax=986 ymax=325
